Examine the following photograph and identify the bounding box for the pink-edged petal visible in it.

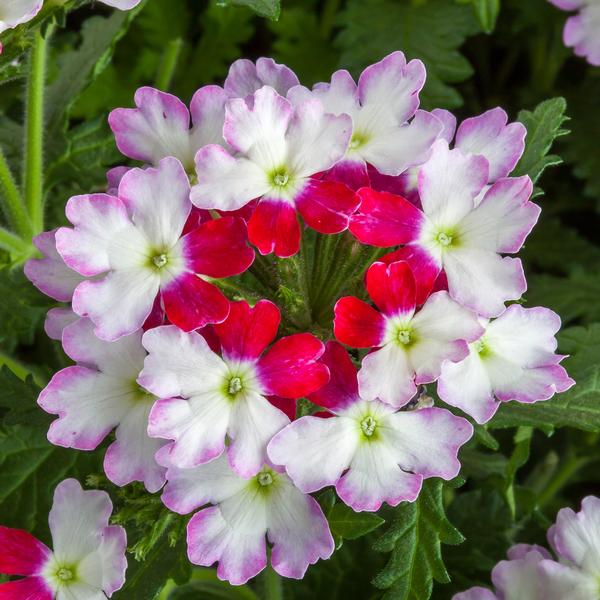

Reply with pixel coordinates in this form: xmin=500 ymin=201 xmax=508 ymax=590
xmin=225 ymin=58 xmax=299 ymax=98
xmin=452 ymin=588 xmax=497 ymax=600
xmin=337 ymin=439 xmax=423 ymax=511
xmin=325 ymin=159 xmax=370 ymax=191
xmin=491 ymin=548 xmax=551 ymax=600
xmin=443 ymin=249 xmax=527 ymax=317
xmin=38 ymin=366 xmax=132 ymax=450
xmin=257 ymin=333 xmax=328 ymax=398
xmin=455 ymin=108 xmax=527 ymax=181
xmin=108 ymin=87 xmax=192 ymax=167
xmin=285 ymin=99 xmax=352 ymax=178
xmin=507 ymin=544 xmax=552 ymax=560
xmin=214 ymin=300 xmax=280 ymax=362
xmin=307 ymin=341 xmax=359 ymax=412
xmin=191 ymin=144 xmax=270 ymax=211
xmin=566 ymin=8 xmax=600 ymax=66
xmin=295 ymin=179 xmax=360 ymax=234
xmin=350 ymin=187 xmax=425 ymax=247
xmin=25 ymin=230 xmax=85 ymax=302
xmin=0 ymin=577 xmax=53 ymax=600
xmin=431 ymin=108 xmax=457 ymax=143
xmin=247 ymin=199 xmax=301 ymax=257
xmin=385 ymin=407 xmax=473 ymax=480
xmin=0 ymin=0 xmax=43 ymax=34
xmin=379 ymin=246 xmax=441 ymax=306
xmin=495 ymin=363 xmax=574 ymax=404
xmin=44 ymin=308 xmax=79 ymax=341
xmin=360 ymin=110 xmax=442 ymax=176
xmin=189 ymin=85 xmax=228 ymax=151
xmin=179 ymin=216 xmax=254 ymax=278
xmin=72 ymin=269 xmax=160 ymax=341
xmin=161 ymin=272 xmax=230 ymax=332
xmin=118 ymin=157 xmax=191 ymax=249
xmin=267 ymin=479 xmax=334 ymax=578
xmin=55 ymin=194 xmax=131 ymax=277
xmin=358 ymin=344 xmax=416 ymax=408
xmin=227 ymin=391 xmax=290 ymax=477
xmin=357 ymin=51 xmax=425 ymax=124
xmin=99 ymin=0 xmax=142 ymax=8
xmin=333 ymin=296 xmax=386 ymax=348
xmin=0 ymin=526 xmax=51 ymax=576
xmin=104 ymin=402 xmax=167 ymax=493
xmin=267 ymin=415 xmax=358 ymax=493
xmin=458 ymin=177 xmax=539 ymax=253
xmin=289 ymin=69 xmax=358 ymax=116
xmin=418 ymin=141 xmax=489 ymax=226
xmin=106 ymin=166 xmax=129 ymax=195
xmin=187 ymin=506 xmax=267 ymax=586
xmin=538 ymin=560 xmax=598 ymax=600
xmin=366 ymin=260 xmax=416 ymax=318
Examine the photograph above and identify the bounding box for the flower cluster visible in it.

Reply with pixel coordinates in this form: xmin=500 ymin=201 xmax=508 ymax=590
xmin=454 ymin=495 xmax=600 ymax=599
xmin=16 ymin=51 xmax=575 ymax=590
xmin=548 ymin=0 xmax=600 ymax=66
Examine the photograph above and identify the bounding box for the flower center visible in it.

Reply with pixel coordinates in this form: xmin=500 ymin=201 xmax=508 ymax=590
xmin=349 ymin=132 xmax=369 ymax=150
xmin=273 ymin=172 xmax=289 ymax=187
xmin=360 ymin=415 xmax=377 ymax=437
xmin=397 ymin=329 xmax=411 ymax=345
xmin=152 ymin=253 xmax=168 ymax=268
xmin=436 ymin=232 xmax=453 ymax=247
xmin=228 ymin=376 xmax=243 ymax=395
xmin=257 ymin=472 xmax=273 ymax=487
xmin=57 ymin=567 xmax=73 ymax=582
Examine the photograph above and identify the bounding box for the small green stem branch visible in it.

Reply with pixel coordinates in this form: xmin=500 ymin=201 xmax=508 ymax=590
xmin=0 ymin=150 xmax=31 ymax=239
xmin=537 ymin=453 xmax=590 ymax=510
xmin=24 ymin=30 xmax=50 ymax=236
xmin=260 ymin=566 xmax=283 ymax=600
xmin=0 ymin=226 xmax=31 ymax=257
xmin=0 ymin=352 xmax=46 ymax=387
xmin=155 ymin=38 xmax=183 ymax=91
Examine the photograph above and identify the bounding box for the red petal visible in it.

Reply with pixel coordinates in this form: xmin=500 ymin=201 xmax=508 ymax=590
xmin=0 ymin=577 xmax=53 ymax=600
xmin=214 ymin=300 xmax=280 ymax=361
xmin=182 ymin=216 xmax=254 ymax=278
xmin=182 ymin=207 xmax=211 ymax=235
xmin=295 ymin=179 xmax=360 ymax=234
xmin=197 ymin=324 xmax=221 ymax=354
xmin=161 ymin=273 xmax=230 ymax=331
xmin=325 ymin=160 xmax=370 ymax=191
xmin=218 ymin=199 xmax=258 ymax=222
xmin=367 ymin=164 xmax=420 ymax=205
xmin=143 ymin=295 xmax=168 ymax=330
xmin=349 ymin=187 xmax=425 ymax=247
xmin=366 ymin=260 xmax=416 ymax=317
xmin=308 ymin=341 xmax=358 ymax=411
xmin=268 ymin=396 xmax=297 ymax=420
xmin=247 ymin=199 xmax=301 ymax=257
xmin=258 ymin=333 xmax=328 ymax=398
xmin=0 ymin=526 xmax=50 ymax=576
xmin=333 ymin=296 xmax=386 ymax=348
xmin=380 ymin=245 xmax=441 ymax=305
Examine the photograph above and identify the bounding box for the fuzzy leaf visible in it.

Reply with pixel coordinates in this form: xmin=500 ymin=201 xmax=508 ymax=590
xmin=513 ymin=97 xmax=569 ymax=194
xmin=220 ymin=0 xmax=281 ymax=19
xmin=337 ymin=0 xmax=481 ymax=109
xmin=458 ymin=0 xmax=500 ymax=33
xmin=372 ymin=479 xmax=464 ymax=599
xmin=328 ymin=503 xmax=385 ymax=540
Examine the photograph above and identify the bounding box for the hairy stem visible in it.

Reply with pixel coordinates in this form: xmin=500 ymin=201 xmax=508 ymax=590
xmin=0 ymin=226 xmax=31 ymax=257
xmin=0 ymin=149 xmax=31 ymax=239
xmin=155 ymin=38 xmax=183 ymax=91
xmin=260 ymin=566 xmax=283 ymax=600
xmin=537 ymin=453 xmax=590 ymax=509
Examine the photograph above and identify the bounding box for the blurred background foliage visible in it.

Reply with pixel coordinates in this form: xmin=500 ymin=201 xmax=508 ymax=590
xmin=1 ymin=0 xmax=599 ymax=598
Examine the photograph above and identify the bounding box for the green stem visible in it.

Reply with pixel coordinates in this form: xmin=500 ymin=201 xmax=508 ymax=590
xmin=260 ymin=566 xmax=283 ymax=600
xmin=537 ymin=453 xmax=590 ymax=509
xmin=24 ymin=30 xmax=50 ymax=235
xmin=0 ymin=226 xmax=31 ymax=257
xmin=155 ymin=38 xmax=183 ymax=91
xmin=214 ymin=277 xmax=263 ymax=301
xmin=0 ymin=352 xmax=46 ymax=387
xmin=0 ymin=150 xmax=31 ymax=239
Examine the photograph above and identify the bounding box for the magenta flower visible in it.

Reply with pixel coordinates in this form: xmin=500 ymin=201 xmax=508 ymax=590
xmin=334 ymin=260 xmax=483 ymax=408
xmin=438 ymin=305 xmax=575 ymax=424
xmin=287 ymin=51 xmax=442 ymax=190
xmin=38 ymin=318 xmax=167 ymax=492
xmin=191 ymin=86 xmax=358 ymax=257
xmin=268 ymin=342 xmax=473 ymax=512
xmin=350 ymin=141 xmax=540 ymax=316
xmin=55 ymin=157 xmax=254 ymax=340
xmin=0 ymin=479 xmax=127 ymax=599
xmin=138 ymin=300 xmax=329 ymax=477
xmin=548 ymin=0 xmax=600 ymax=66
xmin=160 ymin=453 xmax=333 ymax=586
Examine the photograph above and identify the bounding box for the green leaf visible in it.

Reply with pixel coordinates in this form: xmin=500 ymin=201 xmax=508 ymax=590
xmin=371 ymin=480 xmax=464 ymax=599
xmin=219 ymin=0 xmax=281 ymax=19
xmin=337 ymin=0 xmax=482 ymax=109
xmin=0 ymin=366 xmax=49 ymax=427
xmin=458 ymin=0 xmax=500 ymax=33
xmin=513 ymin=97 xmax=569 ymax=194
xmin=167 ymin=571 xmax=260 ymax=599
xmin=328 ymin=502 xmax=385 ymax=540
xmin=489 ymin=324 xmax=600 ymax=432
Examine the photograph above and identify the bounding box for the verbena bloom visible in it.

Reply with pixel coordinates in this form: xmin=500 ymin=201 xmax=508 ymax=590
xmin=350 ymin=141 xmax=541 ymax=316
xmin=287 ymin=51 xmax=442 ymax=190
xmin=109 ymin=86 xmax=228 ymax=171
xmin=44 ymin=307 xmax=80 ymax=341
xmin=161 ymin=454 xmax=334 ymax=585
xmin=0 ymin=478 xmax=126 ymax=599
xmin=334 ymin=260 xmax=483 ymax=408
xmin=453 ymin=544 xmax=551 ymax=600
xmin=138 ymin=300 xmax=329 ymax=476
xmin=0 ymin=0 xmax=42 ymax=34
xmin=268 ymin=342 xmax=473 ymax=512
xmin=191 ymin=86 xmax=358 ymax=257
xmin=224 ymin=57 xmax=300 ymax=98
xmin=55 ymin=157 xmax=254 ymax=340
xmin=38 ymin=318 xmax=167 ymax=492
xmin=548 ymin=0 xmax=600 ymax=66
xmin=438 ymin=305 xmax=575 ymax=424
